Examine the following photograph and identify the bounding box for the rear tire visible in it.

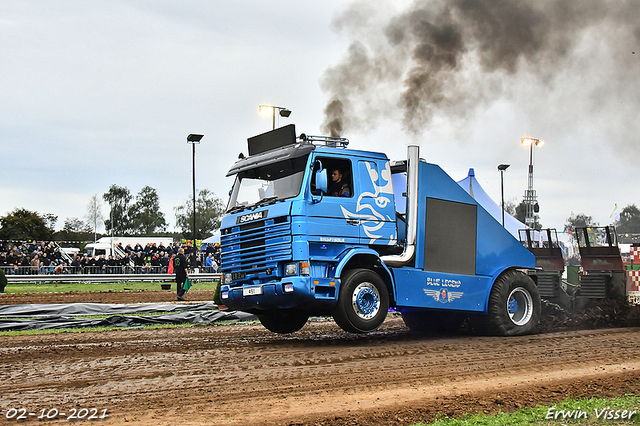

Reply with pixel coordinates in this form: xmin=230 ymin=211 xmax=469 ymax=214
xmin=333 ymin=269 xmax=389 ymax=333
xmin=486 ymin=270 xmax=541 ymax=336
xmin=258 ymin=310 xmax=309 ymax=334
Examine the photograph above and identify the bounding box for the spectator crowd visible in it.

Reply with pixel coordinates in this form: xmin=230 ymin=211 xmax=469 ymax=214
xmin=0 ymin=240 xmax=221 ymax=275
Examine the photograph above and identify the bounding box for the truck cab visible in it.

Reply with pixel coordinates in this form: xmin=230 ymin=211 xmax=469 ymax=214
xmin=220 ymin=125 xmax=540 ymax=335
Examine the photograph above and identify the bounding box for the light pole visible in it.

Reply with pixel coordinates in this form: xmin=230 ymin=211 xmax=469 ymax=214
xmin=187 ymin=133 xmax=203 ymax=269
xmin=259 ymin=105 xmax=291 ymax=129
xmin=521 ymin=137 xmax=544 ymax=228
xmin=109 ymin=199 xmax=114 ymax=257
xmin=497 ymin=164 xmax=510 ymax=227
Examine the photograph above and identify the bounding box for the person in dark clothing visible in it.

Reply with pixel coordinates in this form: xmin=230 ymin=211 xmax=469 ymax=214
xmin=160 ymin=252 xmax=170 ymax=273
xmin=120 ymin=253 xmax=132 ymax=274
xmin=71 ymin=255 xmax=81 ymax=274
xmin=107 ymin=255 xmax=118 ymax=274
xmin=173 ymin=248 xmax=189 ymax=301
xmin=6 ymin=253 xmax=15 ymax=274
xmin=329 ymin=168 xmax=351 ymax=197
xmin=213 ymin=244 xmax=221 ymax=266
xmin=87 ymin=255 xmax=97 ymax=274
xmin=134 ymin=252 xmax=146 ymax=273
xmin=96 ymin=255 xmax=106 ymax=274
xmin=150 ymin=253 xmax=161 ymax=273
xmin=18 ymin=253 xmax=29 ymax=274
xmin=80 ymin=254 xmax=88 ymax=274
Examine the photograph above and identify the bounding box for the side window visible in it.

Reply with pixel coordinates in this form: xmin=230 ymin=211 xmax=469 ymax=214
xmin=312 ymin=157 xmax=353 ymax=198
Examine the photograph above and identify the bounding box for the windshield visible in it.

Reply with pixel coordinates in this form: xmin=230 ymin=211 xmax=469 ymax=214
xmin=227 ymin=157 xmax=308 ymax=212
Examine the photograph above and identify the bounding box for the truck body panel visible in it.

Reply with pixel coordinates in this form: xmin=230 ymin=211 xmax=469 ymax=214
xmin=393 ymin=268 xmax=492 ymax=312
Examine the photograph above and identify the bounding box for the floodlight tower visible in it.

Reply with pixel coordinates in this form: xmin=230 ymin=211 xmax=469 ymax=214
xmin=521 ymin=137 xmax=544 ymax=228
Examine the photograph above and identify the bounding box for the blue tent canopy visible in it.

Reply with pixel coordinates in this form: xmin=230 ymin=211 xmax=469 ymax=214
xmin=457 ymin=168 xmax=525 ymax=238
xmin=200 ymin=230 xmax=221 ymax=250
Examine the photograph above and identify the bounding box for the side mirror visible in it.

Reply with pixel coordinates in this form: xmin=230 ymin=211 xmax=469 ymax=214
xmin=315 ymin=168 xmax=328 ymax=195
xmin=310 ymin=160 xmax=327 ymax=204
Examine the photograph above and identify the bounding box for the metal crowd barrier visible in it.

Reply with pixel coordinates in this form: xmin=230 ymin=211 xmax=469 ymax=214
xmin=1 ymin=265 xmax=163 ymax=275
xmin=1 ymin=265 xmax=219 ymax=276
xmin=4 ymin=272 xmax=222 ymax=284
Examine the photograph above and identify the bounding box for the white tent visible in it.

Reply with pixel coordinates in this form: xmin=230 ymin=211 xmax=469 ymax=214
xmin=457 ymin=168 xmax=526 ymax=238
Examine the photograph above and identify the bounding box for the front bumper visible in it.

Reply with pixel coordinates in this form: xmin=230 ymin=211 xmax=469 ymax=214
xmin=220 ymin=276 xmax=338 ymax=313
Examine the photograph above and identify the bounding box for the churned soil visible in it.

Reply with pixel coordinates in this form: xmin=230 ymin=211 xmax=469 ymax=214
xmin=1 ymin=295 xmax=640 ymax=426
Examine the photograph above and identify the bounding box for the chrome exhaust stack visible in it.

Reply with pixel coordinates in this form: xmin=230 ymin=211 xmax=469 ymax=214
xmin=381 ymin=145 xmax=419 ymax=267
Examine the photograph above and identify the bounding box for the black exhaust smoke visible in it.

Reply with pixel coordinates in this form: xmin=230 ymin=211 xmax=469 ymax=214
xmin=321 ymin=0 xmax=639 ymax=136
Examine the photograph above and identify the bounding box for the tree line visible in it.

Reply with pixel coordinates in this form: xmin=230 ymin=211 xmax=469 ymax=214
xmin=0 ymin=184 xmax=225 ymax=242
xmin=3 ymin=189 xmax=640 ymax=242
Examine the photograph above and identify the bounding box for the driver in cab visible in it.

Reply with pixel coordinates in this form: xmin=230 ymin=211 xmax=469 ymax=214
xmin=329 ymin=169 xmax=351 ymax=197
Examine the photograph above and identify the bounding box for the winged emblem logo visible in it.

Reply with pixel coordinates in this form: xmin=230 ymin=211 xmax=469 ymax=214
xmin=424 ymin=288 xmax=463 ymax=303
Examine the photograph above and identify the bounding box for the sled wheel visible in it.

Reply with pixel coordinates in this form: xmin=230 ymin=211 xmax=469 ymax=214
xmin=333 ymin=269 xmax=389 ymax=333
xmin=486 ymin=270 xmax=541 ymax=336
xmin=258 ymin=310 xmax=309 ymax=334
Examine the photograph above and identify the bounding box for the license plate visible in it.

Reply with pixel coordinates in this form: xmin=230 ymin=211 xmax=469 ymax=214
xmin=243 ymin=286 xmax=263 ymax=296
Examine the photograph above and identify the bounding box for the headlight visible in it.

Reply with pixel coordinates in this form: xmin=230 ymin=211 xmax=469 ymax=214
xmin=283 ymin=283 xmax=294 ymax=293
xmin=300 ymin=262 xmax=309 ymax=275
xmin=285 ymin=263 xmax=297 ymax=276
xmin=224 ymin=274 xmax=232 ymax=285
xmin=221 ymin=291 xmax=229 ymax=300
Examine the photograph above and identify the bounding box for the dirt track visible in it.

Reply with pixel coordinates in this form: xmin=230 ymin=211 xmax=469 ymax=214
xmin=1 ymin=291 xmax=640 ymax=425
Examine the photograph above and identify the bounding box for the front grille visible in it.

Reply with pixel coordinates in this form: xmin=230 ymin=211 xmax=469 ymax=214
xmin=221 ymin=215 xmax=291 ymax=279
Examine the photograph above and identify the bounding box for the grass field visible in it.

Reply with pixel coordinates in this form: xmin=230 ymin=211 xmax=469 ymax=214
xmin=413 ymin=395 xmax=640 ymax=426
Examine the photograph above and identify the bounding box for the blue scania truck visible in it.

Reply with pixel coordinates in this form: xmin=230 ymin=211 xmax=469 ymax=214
xmin=219 ymin=124 xmax=540 ymax=336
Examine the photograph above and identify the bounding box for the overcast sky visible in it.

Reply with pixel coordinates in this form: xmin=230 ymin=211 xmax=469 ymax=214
xmin=2 ymin=0 xmax=639 ymax=235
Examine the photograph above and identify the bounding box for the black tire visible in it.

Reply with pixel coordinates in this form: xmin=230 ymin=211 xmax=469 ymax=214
xmin=401 ymin=310 xmax=464 ymax=335
xmin=333 ymin=268 xmax=390 ymax=333
xmin=486 ymin=270 xmax=541 ymax=336
xmin=258 ymin=310 xmax=309 ymax=334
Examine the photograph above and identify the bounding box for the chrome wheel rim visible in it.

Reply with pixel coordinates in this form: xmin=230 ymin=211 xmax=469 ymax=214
xmin=351 ymin=282 xmax=380 ymax=320
xmin=507 ymin=287 xmax=534 ymax=326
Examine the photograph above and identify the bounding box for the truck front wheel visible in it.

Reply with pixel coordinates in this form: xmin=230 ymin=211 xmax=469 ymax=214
xmin=258 ymin=310 xmax=309 ymax=334
xmin=486 ymin=270 xmax=541 ymax=336
xmin=333 ymin=269 xmax=389 ymax=333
